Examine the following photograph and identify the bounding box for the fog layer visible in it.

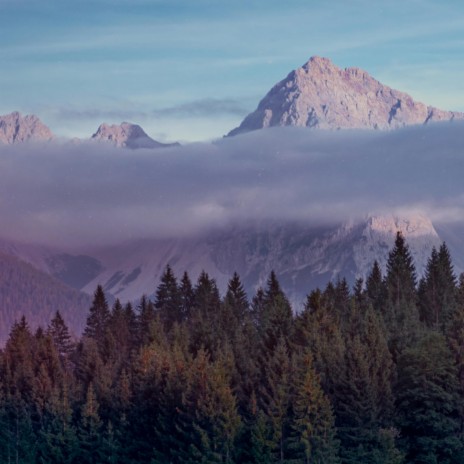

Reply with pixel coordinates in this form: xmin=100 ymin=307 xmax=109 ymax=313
xmin=0 ymin=123 xmax=463 ymax=248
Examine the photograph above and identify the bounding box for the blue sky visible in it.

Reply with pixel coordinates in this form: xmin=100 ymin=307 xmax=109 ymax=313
xmin=1 ymin=0 xmax=464 ymax=142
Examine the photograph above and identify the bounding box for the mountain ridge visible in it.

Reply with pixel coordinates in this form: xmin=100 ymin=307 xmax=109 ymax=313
xmin=91 ymin=122 xmax=179 ymax=149
xmin=0 ymin=111 xmax=54 ymax=144
xmin=228 ymin=56 xmax=464 ymax=136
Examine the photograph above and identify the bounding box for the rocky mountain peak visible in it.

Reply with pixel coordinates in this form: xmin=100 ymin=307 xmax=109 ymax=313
xmin=364 ymin=213 xmax=439 ymax=239
xmin=228 ymin=56 xmax=464 ymax=136
xmin=91 ymin=122 xmax=178 ymax=149
xmin=0 ymin=111 xmax=54 ymax=144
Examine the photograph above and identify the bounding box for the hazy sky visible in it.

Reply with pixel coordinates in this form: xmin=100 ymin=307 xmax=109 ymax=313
xmin=1 ymin=0 xmax=464 ymax=141
xmin=0 ymin=123 xmax=463 ymax=249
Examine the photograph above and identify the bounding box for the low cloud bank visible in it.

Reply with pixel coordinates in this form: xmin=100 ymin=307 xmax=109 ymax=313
xmin=0 ymin=122 xmax=463 ymax=248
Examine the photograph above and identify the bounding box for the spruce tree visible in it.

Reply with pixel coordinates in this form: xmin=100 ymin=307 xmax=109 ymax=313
xmin=47 ymin=311 xmax=74 ymax=366
xmin=384 ymin=232 xmax=420 ymax=357
xmin=136 ymin=295 xmax=156 ymax=347
xmin=84 ymin=285 xmax=111 ymax=356
xmin=419 ymin=243 xmax=457 ymax=330
xmin=336 ymin=304 xmax=395 ymax=463
xmin=155 ymin=265 xmax=182 ymax=330
xmin=78 ymin=383 xmax=104 ymax=463
xmin=366 ymin=260 xmax=387 ymax=313
xmin=396 ymin=332 xmax=463 ymax=463
xmin=288 ymin=353 xmax=339 ymax=464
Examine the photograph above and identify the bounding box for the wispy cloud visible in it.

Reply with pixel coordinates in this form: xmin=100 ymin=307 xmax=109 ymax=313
xmin=53 ymin=98 xmax=250 ymax=123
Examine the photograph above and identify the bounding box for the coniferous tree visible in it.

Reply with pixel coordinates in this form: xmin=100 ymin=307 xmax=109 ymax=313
xmin=366 ymin=260 xmax=387 ymax=313
xmin=419 ymin=243 xmax=457 ymax=330
xmin=259 ymin=271 xmax=294 ymax=352
xmin=47 ymin=311 xmax=75 ymax=366
xmin=189 ymin=271 xmax=222 ymax=356
xmin=222 ymin=272 xmax=249 ymax=341
xmin=288 ymin=353 xmax=339 ymax=464
xmin=155 ymin=265 xmax=182 ymax=331
xmin=170 ymin=349 xmax=241 ymax=464
xmin=137 ymin=294 xmax=156 ymax=347
xmin=295 ymin=289 xmax=345 ymax=401
xmin=336 ymin=304 xmax=395 ymax=463
xmin=180 ymin=271 xmax=195 ymax=321
xmin=84 ymin=285 xmax=111 ymax=356
xmin=384 ymin=232 xmax=420 ymax=357
xmin=396 ymin=332 xmax=463 ymax=463
xmin=78 ymin=383 xmax=104 ymax=463
xmin=258 ymin=337 xmax=293 ymax=463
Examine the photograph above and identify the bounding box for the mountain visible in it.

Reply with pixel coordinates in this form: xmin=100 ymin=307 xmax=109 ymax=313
xmin=0 ymin=239 xmax=103 ymax=291
xmin=0 ymin=111 xmax=54 ymax=144
xmin=228 ymin=56 xmax=464 ymax=136
xmin=0 ymin=213 xmax=460 ymax=312
xmin=80 ymin=213 xmax=454 ymax=307
xmin=0 ymin=251 xmax=91 ymax=345
xmin=91 ymin=122 xmax=179 ymax=149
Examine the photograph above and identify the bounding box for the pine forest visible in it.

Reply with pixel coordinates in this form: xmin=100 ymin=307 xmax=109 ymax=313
xmin=1 ymin=232 xmax=464 ymax=464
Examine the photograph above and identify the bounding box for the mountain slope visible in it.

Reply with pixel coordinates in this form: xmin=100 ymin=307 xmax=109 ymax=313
xmin=228 ymin=56 xmax=464 ymax=136
xmin=91 ymin=122 xmax=179 ymax=149
xmin=0 ymin=251 xmax=91 ymax=345
xmin=0 ymin=111 xmax=54 ymax=144
xmin=81 ymin=214 xmax=450 ymax=307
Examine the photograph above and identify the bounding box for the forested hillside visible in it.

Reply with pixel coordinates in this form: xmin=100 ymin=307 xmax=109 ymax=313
xmin=0 ymin=252 xmax=91 ymax=344
xmin=0 ymin=233 xmax=463 ymax=463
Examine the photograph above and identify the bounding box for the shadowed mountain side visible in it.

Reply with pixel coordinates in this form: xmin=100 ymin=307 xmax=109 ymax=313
xmin=0 ymin=252 xmax=91 ymax=345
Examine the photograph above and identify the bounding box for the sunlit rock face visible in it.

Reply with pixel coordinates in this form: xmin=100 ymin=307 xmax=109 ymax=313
xmin=0 ymin=112 xmax=54 ymax=144
xmin=91 ymin=122 xmax=178 ymax=149
xmin=228 ymin=56 xmax=464 ymax=136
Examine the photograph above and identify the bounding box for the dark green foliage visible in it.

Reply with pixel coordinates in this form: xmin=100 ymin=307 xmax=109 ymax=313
xmin=1 ymin=237 xmax=464 ymax=463
xmin=384 ymin=232 xmax=421 ymax=357
xmin=336 ymin=304 xmax=395 ymax=463
xmin=418 ymin=243 xmax=457 ymax=330
xmin=189 ymin=271 xmax=223 ymax=356
xmin=366 ymin=260 xmax=387 ymax=312
xmin=83 ymin=285 xmax=111 ymax=355
xmin=288 ymin=353 xmax=339 ymax=464
xmin=396 ymin=332 xmax=463 ymax=463
xmin=47 ymin=311 xmax=74 ymax=366
xmin=155 ymin=265 xmax=183 ymax=330
xmin=137 ymin=294 xmax=156 ymax=346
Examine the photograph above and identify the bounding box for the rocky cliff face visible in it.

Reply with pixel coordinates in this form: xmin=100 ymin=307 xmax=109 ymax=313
xmin=1 ymin=213 xmax=458 ymax=308
xmin=0 ymin=112 xmax=54 ymax=144
xmin=228 ymin=56 xmax=464 ymax=136
xmin=77 ymin=213 xmax=450 ymax=306
xmin=91 ymin=122 xmax=178 ymax=149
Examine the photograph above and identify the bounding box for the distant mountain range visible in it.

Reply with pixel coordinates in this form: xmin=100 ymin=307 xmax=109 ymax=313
xmin=0 ymin=113 xmax=179 ymax=148
xmin=228 ymin=56 xmax=464 ymax=136
xmin=2 ymin=56 xmax=463 ymax=146
xmin=1 ymin=56 xmax=464 ymax=339
xmin=2 ymin=214 xmax=462 ymax=314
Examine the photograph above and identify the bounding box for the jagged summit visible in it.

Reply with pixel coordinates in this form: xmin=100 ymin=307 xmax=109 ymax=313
xmin=228 ymin=56 xmax=464 ymax=136
xmin=0 ymin=111 xmax=54 ymax=144
xmin=91 ymin=122 xmax=179 ymax=149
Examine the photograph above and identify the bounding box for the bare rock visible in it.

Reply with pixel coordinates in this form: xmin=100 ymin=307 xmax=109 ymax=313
xmin=91 ymin=122 xmax=179 ymax=149
xmin=0 ymin=112 xmax=54 ymax=144
xmin=228 ymin=56 xmax=464 ymax=135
